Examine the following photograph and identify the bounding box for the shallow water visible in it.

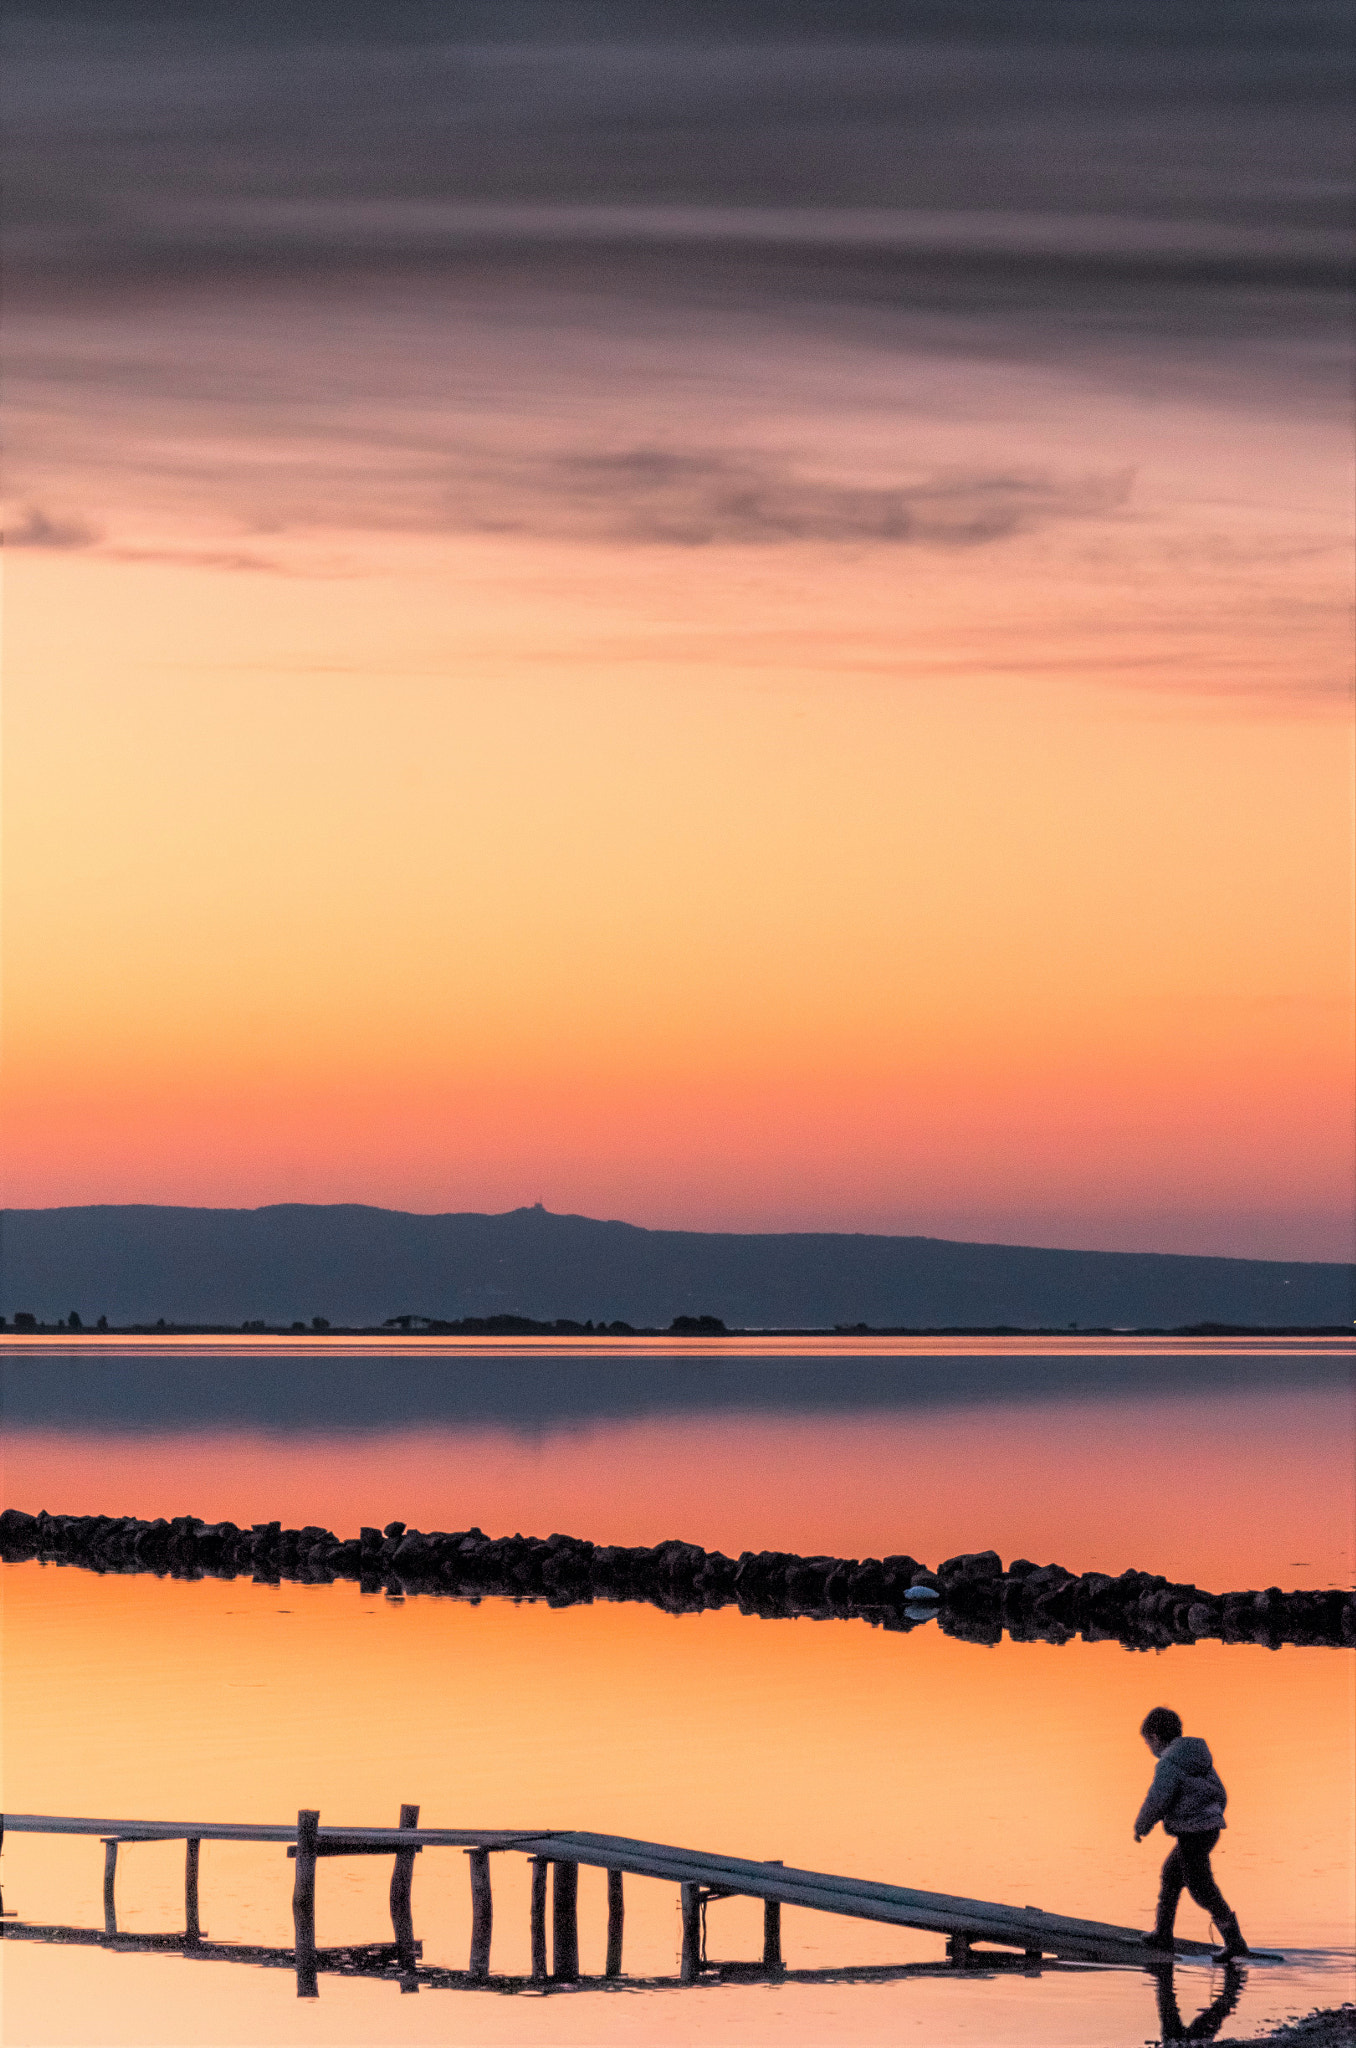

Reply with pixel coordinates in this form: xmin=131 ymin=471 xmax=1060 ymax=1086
xmin=2 ymin=1566 xmax=1354 ymax=2043
xmin=2 ymin=1338 xmax=1353 ymax=2043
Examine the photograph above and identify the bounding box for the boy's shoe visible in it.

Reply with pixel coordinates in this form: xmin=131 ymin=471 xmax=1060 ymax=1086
xmin=1215 ymin=1916 xmax=1250 ymax=1959
xmin=1140 ymin=1932 xmax=1176 ymax=1953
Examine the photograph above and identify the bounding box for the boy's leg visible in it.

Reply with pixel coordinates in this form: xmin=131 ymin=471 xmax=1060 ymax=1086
xmin=1177 ymin=1832 xmax=1249 ymax=1956
xmin=1178 ymin=1833 xmax=1230 ymax=1921
xmin=1154 ymin=1842 xmax=1187 ymax=1939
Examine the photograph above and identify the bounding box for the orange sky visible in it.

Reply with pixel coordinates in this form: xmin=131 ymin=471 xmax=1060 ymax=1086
xmin=3 ymin=278 xmax=1352 ymax=1256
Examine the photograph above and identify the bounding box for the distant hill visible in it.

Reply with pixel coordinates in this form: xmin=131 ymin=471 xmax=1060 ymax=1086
xmin=1 ymin=1203 xmax=1351 ymax=1330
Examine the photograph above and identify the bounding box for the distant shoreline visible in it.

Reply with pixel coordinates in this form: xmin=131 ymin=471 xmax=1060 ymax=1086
xmin=3 ymin=1318 xmax=1351 ymax=1339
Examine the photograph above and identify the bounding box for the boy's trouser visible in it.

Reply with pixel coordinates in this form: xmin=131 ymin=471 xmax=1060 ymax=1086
xmin=1156 ymin=1830 xmax=1232 ymax=1935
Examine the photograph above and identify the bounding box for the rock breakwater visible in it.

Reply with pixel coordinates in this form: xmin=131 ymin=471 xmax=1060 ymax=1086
xmin=2 ymin=1509 xmax=1350 ymax=1649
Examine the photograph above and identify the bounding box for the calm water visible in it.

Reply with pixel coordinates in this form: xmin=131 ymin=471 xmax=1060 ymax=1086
xmin=2 ymin=1338 xmax=1353 ymax=2044
xmin=3 ymin=1336 xmax=1354 ymax=1585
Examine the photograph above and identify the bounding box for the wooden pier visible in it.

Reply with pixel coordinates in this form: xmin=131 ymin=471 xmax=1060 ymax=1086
xmin=2 ymin=1809 xmax=1263 ymax=1998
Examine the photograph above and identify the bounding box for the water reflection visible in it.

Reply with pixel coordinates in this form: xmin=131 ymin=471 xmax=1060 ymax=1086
xmin=0 ymin=1915 xmax=1111 ymax=1995
xmin=0 ymin=1912 xmax=1317 ymax=2048
xmin=1149 ymin=1957 xmax=1244 ymax=2042
xmin=5 ymin=1341 xmax=1352 ymax=1586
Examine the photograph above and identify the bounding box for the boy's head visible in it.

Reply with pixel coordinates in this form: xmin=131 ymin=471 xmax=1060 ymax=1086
xmin=1141 ymin=1706 xmax=1183 ymax=1756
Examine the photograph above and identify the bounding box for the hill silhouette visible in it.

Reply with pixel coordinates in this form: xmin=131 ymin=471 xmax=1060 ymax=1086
xmin=1 ymin=1203 xmax=1350 ymax=1330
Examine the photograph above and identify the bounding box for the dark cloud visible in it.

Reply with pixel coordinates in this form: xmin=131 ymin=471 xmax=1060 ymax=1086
xmin=4 ymin=0 xmax=1348 ymax=335
xmin=479 ymin=448 xmax=1133 ymax=548
xmin=100 ymin=543 xmax=286 ymax=573
xmin=4 ymin=503 xmax=100 ymax=547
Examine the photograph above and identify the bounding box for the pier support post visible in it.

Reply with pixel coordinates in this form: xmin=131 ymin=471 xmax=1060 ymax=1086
xmin=947 ymin=1931 xmax=973 ymax=1966
xmin=762 ymin=1860 xmax=783 ymax=1970
xmin=605 ymin=1868 xmax=624 ymax=1977
xmin=389 ymin=1804 xmax=419 ymax=1977
xmin=529 ymin=1857 xmax=549 ymax=1981
xmin=292 ymin=1809 xmax=319 ymax=1998
xmin=468 ymin=1848 xmax=493 ymax=1980
xmin=184 ymin=1838 xmax=201 ymax=1943
xmin=552 ymin=1859 xmax=579 ymax=1982
xmin=762 ymin=1897 xmax=783 ymax=1970
xmin=680 ymin=1882 xmax=701 ymax=1983
xmin=101 ymin=1839 xmax=119 ymax=1936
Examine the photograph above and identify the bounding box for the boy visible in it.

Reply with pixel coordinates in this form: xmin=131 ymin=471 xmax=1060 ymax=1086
xmin=1134 ymin=1706 xmax=1249 ymax=1958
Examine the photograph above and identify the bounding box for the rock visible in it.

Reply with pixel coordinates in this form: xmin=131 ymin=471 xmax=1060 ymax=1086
xmin=785 ymin=1558 xmax=835 ymax=1602
xmin=939 ymin=1550 xmax=1002 ymax=1582
xmin=694 ymin=1553 xmax=737 ymax=1596
xmin=542 ymin=1548 xmax=592 ymax=1588
xmin=881 ymin=1554 xmax=925 ymax=1584
xmin=836 ymin=1560 xmax=878 ymax=1600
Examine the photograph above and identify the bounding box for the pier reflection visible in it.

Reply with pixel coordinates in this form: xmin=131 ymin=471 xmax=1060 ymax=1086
xmin=1 ymin=1910 xmax=1266 ymax=2048
xmin=1 ymin=1915 xmax=1086 ymax=1998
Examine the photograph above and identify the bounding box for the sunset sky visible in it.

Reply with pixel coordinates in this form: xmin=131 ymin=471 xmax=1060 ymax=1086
xmin=3 ymin=0 xmax=1352 ymax=1259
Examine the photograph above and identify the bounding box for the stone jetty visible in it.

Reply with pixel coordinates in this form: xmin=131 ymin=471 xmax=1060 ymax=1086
xmin=1 ymin=1508 xmax=1350 ymax=1650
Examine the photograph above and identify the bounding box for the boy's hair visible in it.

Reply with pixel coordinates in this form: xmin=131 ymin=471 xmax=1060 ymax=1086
xmin=1141 ymin=1707 xmax=1183 ymax=1746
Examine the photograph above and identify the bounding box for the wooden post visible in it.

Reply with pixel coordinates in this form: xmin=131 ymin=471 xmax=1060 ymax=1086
xmin=947 ymin=1930 xmax=972 ymax=1965
xmin=292 ymin=1809 xmax=319 ymax=1998
xmin=468 ymin=1848 xmax=492 ymax=1980
xmin=529 ymin=1857 xmax=549 ymax=1981
xmin=679 ymin=1881 xmax=701 ymax=1983
xmin=102 ymin=1839 xmax=119 ymax=1936
xmin=184 ymin=1838 xmax=201 ymax=1943
xmin=605 ymin=1868 xmax=624 ymax=1977
xmin=552 ymin=1859 xmax=579 ymax=1982
xmin=389 ymin=1804 xmax=418 ymax=1976
xmin=762 ymin=1859 xmax=783 ymax=1970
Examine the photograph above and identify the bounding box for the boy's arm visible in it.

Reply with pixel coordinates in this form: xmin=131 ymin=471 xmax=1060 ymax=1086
xmin=1134 ymin=1758 xmax=1177 ymax=1840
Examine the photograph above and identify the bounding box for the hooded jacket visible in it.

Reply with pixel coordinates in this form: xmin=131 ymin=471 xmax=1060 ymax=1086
xmin=1136 ymin=1736 xmax=1228 ymax=1838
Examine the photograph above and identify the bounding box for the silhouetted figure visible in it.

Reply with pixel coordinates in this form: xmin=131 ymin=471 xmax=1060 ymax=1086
xmin=1150 ymin=1959 xmax=1245 ymax=2041
xmin=1135 ymin=1707 xmax=1249 ymax=1957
